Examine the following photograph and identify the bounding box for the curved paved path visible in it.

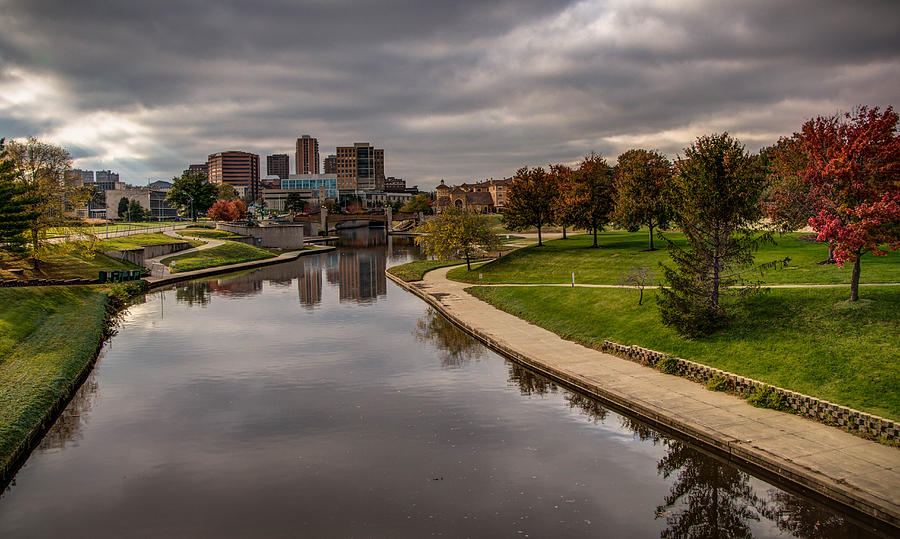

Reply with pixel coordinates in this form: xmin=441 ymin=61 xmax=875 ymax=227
xmin=391 ymin=265 xmax=900 ymax=527
xmin=145 ymin=230 xmax=226 ymax=277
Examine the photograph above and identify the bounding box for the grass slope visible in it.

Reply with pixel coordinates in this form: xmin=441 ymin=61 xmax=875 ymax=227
xmin=387 ymin=259 xmax=486 ymax=282
xmin=447 ymin=232 xmax=900 ymax=287
xmin=178 ymin=227 xmax=242 ymax=239
xmin=100 ymin=233 xmax=202 ymax=251
xmin=469 ymin=285 xmax=900 ymax=419
xmin=0 ymin=286 xmax=110 ymax=470
xmin=161 ymin=241 xmax=277 ymax=273
xmin=1 ymin=247 xmax=143 ymax=281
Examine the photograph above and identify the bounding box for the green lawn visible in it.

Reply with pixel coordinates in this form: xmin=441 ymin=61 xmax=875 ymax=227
xmin=100 ymin=233 xmax=203 ymax=251
xmin=469 ymin=285 xmax=900 ymax=420
xmin=0 ymin=246 xmax=143 ymax=281
xmin=178 ymin=227 xmax=243 ymax=240
xmin=0 ymin=286 xmax=111 ymax=472
xmin=447 ymin=232 xmax=900 ymax=286
xmin=387 ymin=259 xmax=485 ymax=282
xmin=160 ymin=241 xmax=277 ymax=273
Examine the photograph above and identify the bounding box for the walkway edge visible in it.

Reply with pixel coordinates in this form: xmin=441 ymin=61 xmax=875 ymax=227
xmin=386 ymin=269 xmax=900 ymax=529
xmin=146 ymin=246 xmax=335 ymax=288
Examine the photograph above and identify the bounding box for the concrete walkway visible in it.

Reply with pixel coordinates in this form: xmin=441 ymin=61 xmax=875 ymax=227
xmin=144 ymin=230 xmax=225 ymax=277
xmin=389 ymin=265 xmax=900 ymax=528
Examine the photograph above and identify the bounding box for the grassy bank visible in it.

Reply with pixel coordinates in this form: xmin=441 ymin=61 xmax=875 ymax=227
xmin=177 ymin=227 xmax=243 ymax=240
xmin=468 ymin=285 xmax=900 ymax=419
xmin=387 ymin=259 xmax=486 ymax=282
xmin=100 ymin=233 xmax=203 ymax=251
xmin=0 ymin=246 xmax=143 ymax=281
xmin=447 ymin=232 xmax=900 ymax=286
xmin=0 ymin=286 xmax=113 ymax=473
xmin=161 ymin=241 xmax=277 ymax=273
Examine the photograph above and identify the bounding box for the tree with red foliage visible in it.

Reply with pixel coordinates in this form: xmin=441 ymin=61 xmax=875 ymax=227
xmin=612 ymin=148 xmax=674 ymax=251
xmin=800 ymin=106 xmax=900 ymax=301
xmin=207 ymin=199 xmax=248 ymax=222
xmin=566 ymin=153 xmax=616 ymax=248
xmin=549 ymin=163 xmax=575 ymax=240
xmin=502 ymin=166 xmax=558 ymax=246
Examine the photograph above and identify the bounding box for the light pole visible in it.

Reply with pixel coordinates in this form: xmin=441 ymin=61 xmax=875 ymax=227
xmin=185 ymin=192 xmax=195 ymax=223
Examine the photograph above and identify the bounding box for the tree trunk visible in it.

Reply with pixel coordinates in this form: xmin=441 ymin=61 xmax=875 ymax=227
xmin=465 ymin=249 xmax=471 ymax=271
xmin=850 ymin=256 xmax=861 ymax=301
xmin=648 ymin=223 xmax=655 ymax=251
xmin=592 ymin=219 xmax=598 ymax=248
xmin=638 ymin=287 xmax=643 ymax=306
xmin=562 ymin=226 xmax=567 ymax=239
xmin=537 ymin=224 xmax=542 ymax=246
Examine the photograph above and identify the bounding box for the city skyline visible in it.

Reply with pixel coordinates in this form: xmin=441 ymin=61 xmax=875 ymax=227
xmin=1 ymin=1 xmax=898 ymax=190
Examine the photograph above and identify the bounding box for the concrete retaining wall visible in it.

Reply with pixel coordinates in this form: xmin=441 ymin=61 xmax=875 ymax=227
xmin=216 ymin=223 xmax=305 ymax=249
xmin=600 ymin=341 xmax=898 ymax=443
xmin=105 ymin=242 xmax=190 ymax=268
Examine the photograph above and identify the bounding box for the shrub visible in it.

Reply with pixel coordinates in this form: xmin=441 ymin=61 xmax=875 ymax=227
xmin=656 ymin=354 xmax=681 ymax=375
xmin=705 ymin=374 xmax=731 ymax=392
xmin=745 ymin=386 xmax=787 ymax=410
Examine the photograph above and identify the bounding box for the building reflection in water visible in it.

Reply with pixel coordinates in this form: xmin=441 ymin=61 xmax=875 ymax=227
xmin=298 ymin=256 xmax=322 ymax=308
xmin=416 ymin=306 xmax=869 ymax=538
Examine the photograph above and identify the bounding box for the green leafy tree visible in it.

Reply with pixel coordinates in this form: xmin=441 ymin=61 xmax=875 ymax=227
xmin=401 ymin=193 xmax=432 ymax=214
xmin=503 ymin=166 xmax=558 ymax=246
xmin=217 ymin=183 xmax=239 ymax=201
xmin=0 ymin=140 xmax=38 ymax=256
xmin=613 ymin=149 xmax=674 ymax=250
xmin=6 ymin=137 xmax=90 ymax=257
xmin=285 ymin=192 xmax=306 ymax=213
xmin=658 ymin=133 xmax=777 ymax=337
xmin=549 ymin=164 xmax=576 ymax=239
xmin=166 ymin=171 xmax=217 ymax=221
xmin=564 ymin=153 xmax=616 ymax=248
xmin=117 ymin=197 xmax=130 ymax=219
xmin=415 ymin=206 xmax=502 ymax=270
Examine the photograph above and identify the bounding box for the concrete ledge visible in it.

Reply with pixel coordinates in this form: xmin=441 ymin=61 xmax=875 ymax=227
xmin=386 ymin=269 xmax=900 ymax=530
xmin=146 ymin=246 xmax=334 ymax=288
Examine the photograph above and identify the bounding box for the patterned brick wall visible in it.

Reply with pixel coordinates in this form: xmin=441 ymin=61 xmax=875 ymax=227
xmin=600 ymin=341 xmax=898 ymax=443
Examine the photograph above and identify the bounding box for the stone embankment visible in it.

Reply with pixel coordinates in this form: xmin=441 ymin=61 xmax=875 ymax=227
xmin=386 ymin=265 xmax=900 ymax=529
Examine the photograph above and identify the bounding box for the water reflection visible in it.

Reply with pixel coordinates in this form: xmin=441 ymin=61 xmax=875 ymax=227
xmin=413 ymin=307 xmax=486 ymax=368
xmin=36 ymin=371 xmax=100 ymax=451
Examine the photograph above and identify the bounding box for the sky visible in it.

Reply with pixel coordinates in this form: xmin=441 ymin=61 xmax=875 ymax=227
xmin=1 ymin=0 xmax=898 ymax=190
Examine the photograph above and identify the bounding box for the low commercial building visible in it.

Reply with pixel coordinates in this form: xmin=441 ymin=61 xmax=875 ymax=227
xmin=104 ymin=187 xmax=178 ymax=220
xmin=262 ymin=174 xmax=339 ymax=212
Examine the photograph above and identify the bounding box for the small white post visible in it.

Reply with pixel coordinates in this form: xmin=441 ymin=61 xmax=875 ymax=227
xmin=572 ymin=272 xmax=575 ymax=287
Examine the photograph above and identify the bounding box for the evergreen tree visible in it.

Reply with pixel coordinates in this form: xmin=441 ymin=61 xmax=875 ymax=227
xmin=0 ymin=140 xmax=37 ymax=255
xmin=658 ymin=133 xmax=778 ymax=337
xmin=118 ymin=197 xmax=130 ymax=218
xmin=128 ymin=199 xmax=145 ymax=221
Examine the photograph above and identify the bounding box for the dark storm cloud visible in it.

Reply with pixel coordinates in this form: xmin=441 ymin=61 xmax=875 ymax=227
xmin=1 ymin=0 xmax=898 ymax=186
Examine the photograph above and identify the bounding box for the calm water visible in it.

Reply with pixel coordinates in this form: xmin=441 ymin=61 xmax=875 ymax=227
xmin=0 ymin=229 xmax=884 ymax=537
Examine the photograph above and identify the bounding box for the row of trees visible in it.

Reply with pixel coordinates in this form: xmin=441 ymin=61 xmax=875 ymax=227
xmin=498 ymin=105 xmax=898 ymax=336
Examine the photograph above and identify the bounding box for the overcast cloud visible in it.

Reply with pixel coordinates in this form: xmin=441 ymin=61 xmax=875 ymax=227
xmin=1 ymin=0 xmax=898 ymax=188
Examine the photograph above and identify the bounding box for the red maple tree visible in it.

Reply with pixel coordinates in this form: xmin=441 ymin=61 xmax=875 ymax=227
xmin=800 ymin=106 xmax=900 ymax=301
xmin=207 ymin=199 xmax=248 ymax=222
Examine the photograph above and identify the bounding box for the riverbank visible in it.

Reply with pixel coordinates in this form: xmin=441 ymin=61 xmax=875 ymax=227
xmin=0 ymin=284 xmax=130 ymax=485
xmin=386 ymin=265 xmax=900 ymax=528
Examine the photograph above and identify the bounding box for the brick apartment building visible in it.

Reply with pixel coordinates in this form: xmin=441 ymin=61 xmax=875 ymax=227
xmin=335 ymin=142 xmax=384 ymax=190
xmin=267 ymin=153 xmax=290 ymax=179
xmin=207 ymin=151 xmax=260 ymax=200
xmin=296 ymin=135 xmax=319 ymax=174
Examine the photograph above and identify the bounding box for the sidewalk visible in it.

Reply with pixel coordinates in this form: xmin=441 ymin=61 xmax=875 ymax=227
xmin=388 ymin=265 xmax=900 ymax=528
xmin=143 ymin=230 xmax=225 ymax=277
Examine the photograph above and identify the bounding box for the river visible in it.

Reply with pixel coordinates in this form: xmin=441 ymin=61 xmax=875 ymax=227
xmin=0 ymin=228 xmax=883 ymax=537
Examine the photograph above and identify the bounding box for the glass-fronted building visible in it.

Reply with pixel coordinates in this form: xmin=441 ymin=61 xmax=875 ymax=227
xmin=281 ymin=174 xmax=339 ymax=199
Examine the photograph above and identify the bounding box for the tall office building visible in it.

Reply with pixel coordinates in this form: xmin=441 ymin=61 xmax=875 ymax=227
xmin=207 ymin=151 xmax=260 ymax=200
xmin=267 ymin=154 xmax=290 ymax=179
xmin=335 ymin=142 xmax=384 ymax=190
xmin=323 ymin=154 xmax=337 ymax=174
xmin=295 ymin=135 xmax=319 ymax=175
